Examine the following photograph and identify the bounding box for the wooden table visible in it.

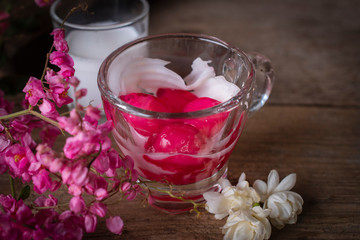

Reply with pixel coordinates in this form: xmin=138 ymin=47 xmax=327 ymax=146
xmin=1 ymin=0 xmax=359 ymax=239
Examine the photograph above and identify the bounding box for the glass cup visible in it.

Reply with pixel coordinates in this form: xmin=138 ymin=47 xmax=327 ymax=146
xmin=98 ymin=33 xmax=274 ymax=212
xmin=50 ymin=0 xmax=149 ymax=108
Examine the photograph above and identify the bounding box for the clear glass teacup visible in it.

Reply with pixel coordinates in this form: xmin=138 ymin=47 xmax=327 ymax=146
xmin=98 ymin=33 xmax=274 ymax=212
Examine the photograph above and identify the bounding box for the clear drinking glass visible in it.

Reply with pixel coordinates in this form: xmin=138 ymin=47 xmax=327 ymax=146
xmin=98 ymin=33 xmax=274 ymax=212
xmin=50 ymin=0 xmax=149 ymax=108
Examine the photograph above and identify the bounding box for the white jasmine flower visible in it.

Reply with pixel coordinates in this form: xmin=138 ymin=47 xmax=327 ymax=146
xmin=264 ymin=191 xmax=303 ymax=229
xmin=203 ymin=173 xmax=260 ymax=220
xmin=222 ymin=208 xmax=271 ymax=240
xmin=253 ymin=170 xmax=304 ymax=229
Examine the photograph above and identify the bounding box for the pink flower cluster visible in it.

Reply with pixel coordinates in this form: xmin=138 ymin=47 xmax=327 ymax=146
xmin=0 ymin=26 xmax=142 ymax=238
xmin=0 ymin=91 xmax=61 ymax=189
xmin=35 ymin=106 xmax=140 ymax=234
xmin=0 ymin=194 xmax=85 ymax=240
xmin=23 ymin=28 xmax=73 ymax=118
xmin=1 ymin=28 xmax=74 ymax=191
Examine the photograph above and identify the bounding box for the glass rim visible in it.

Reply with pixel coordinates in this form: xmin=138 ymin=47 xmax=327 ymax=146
xmin=50 ymin=0 xmax=149 ymax=31
xmin=98 ymin=33 xmax=254 ymax=119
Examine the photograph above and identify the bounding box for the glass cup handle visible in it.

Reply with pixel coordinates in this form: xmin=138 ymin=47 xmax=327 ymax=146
xmin=247 ymin=52 xmax=275 ymax=114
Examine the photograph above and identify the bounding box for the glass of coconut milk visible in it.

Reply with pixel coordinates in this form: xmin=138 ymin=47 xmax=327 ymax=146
xmin=50 ymin=0 xmax=149 ymax=108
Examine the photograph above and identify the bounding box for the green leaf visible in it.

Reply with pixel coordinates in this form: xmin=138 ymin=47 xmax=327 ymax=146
xmin=18 ymin=185 xmax=31 ymax=200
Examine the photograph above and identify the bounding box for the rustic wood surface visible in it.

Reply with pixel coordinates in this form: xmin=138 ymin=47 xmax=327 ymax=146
xmin=1 ymin=0 xmax=360 ymax=239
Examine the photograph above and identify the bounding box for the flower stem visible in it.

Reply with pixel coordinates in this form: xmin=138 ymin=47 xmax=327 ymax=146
xmin=29 ymin=110 xmax=60 ymax=129
xmin=9 ymin=175 xmax=16 ymax=199
xmin=0 ymin=108 xmax=64 ymax=134
xmin=0 ymin=109 xmax=30 ymax=120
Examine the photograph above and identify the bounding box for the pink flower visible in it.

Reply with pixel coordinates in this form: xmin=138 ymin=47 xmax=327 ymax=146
xmin=28 ymin=161 xmax=41 ymax=174
xmin=98 ymin=120 xmax=113 ymax=134
xmin=50 ymin=180 xmax=61 ymax=192
xmin=63 ymin=131 xmax=98 ymax=159
xmin=84 ymin=214 xmax=97 ymax=233
xmin=75 ymin=88 xmax=87 ymax=99
xmin=125 ymin=184 xmax=140 ymax=201
xmin=0 ymin=194 xmax=16 ymax=213
xmin=48 ymin=85 xmax=73 ymax=107
xmin=106 ymin=216 xmax=124 ymax=235
xmin=36 ymin=144 xmax=56 ymax=167
xmin=94 ymin=188 xmax=108 ymax=201
xmin=58 ymin=65 xmax=75 ymax=79
xmin=45 ymin=69 xmax=65 ymax=86
xmin=123 ymin=155 xmax=135 ymax=171
xmin=92 ymin=152 xmax=109 ymax=174
xmin=58 ymin=211 xmax=84 ymax=240
xmin=16 ymin=202 xmax=34 ymax=226
xmin=57 ymin=109 xmax=81 ymax=135
xmin=61 ymin=162 xmax=88 ymax=186
xmin=10 ymin=119 xmax=29 ymax=132
xmin=50 ymin=51 xmax=74 ymax=68
xmin=122 ymin=155 xmax=139 ymax=182
xmin=84 ymin=105 xmax=101 ymax=125
xmin=39 ymin=124 xmax=61 ymax=147
xmin=49 ymin=158 xmax=63 ymax=173
xmin=5 ymin=144 xmax=34 ymax=180
xmin=121 ymin=182 xmax=140 ymax=201
xmin=50 ymin=28 xmax=69 ymax=52
xmin=34 ymin=195 xmax=58 ymax=207
xmin=32 ymin=169 xmax=52 ymax=194
xmin=84 ymin=174 xmax=108 ymax=195
xmin=68 ymin=184 xmax=83 ymax=196
xmin=44 ymin=69 xmax=73 ymax=107
xmin=69 ymin=76 xmax=80 ymax=88
xmin=0 ymin=134 xmax=11 ymax=152
xmin=39 ymin=98 xmax=59 ymax=119
xmin=61 ymin=166 xmax=72 ymax=184
xmin=89 ymin=202 xmax=107 ymax=217
xmin=121 ymin=182 xmax=131 ymax=193
xmin=72 ymin=163 xmax=88 ymax=187
xmin=34 ymin=0 xmax=54 ymax=7
xmin=22 ymin=77 xmax=46 ymax=106
xmin=69 ymin=196 xmax=85 ymax=214
xmin=106 ymin=149 xmax=122 ymax=177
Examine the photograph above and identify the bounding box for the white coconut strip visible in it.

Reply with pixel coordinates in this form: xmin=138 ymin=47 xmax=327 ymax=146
xmin=119 ymin=57 xmax=186 ymax=95
xmin=184 ymin=57 xmax=216 ymax=88
xmin=191 ymin=76 xmax=240 ymax=102
xmin=119 ymin=57 xmax=240 ymax=102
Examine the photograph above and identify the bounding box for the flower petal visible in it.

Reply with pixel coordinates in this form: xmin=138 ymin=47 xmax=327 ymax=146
xmin=203 ymin=192 xmax=229 ymax=219
xmin=236 ymin=173 xmax=248 ymax=189
xmin=253 ymin=179 xmax=268 ymax=201
xmin=267 ymin=169 xmax=279 ymax=194
xmin=219 ymin=178 xmax=232 ymax=189
xmin=106 ymin=216 xmax=124 ymax=235
xmin=274 ymin=173 xmax=296 ymax=192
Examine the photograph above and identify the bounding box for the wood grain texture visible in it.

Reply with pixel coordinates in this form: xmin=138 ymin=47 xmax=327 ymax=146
xmin=1 ymin=0 xmax=360 ymax=239
xmin=80 ymin=106 xmax=359 ymax=240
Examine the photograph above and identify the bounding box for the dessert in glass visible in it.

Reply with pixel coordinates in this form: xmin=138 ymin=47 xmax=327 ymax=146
xmin=98 ymin=33 xmax=274 ymax=212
